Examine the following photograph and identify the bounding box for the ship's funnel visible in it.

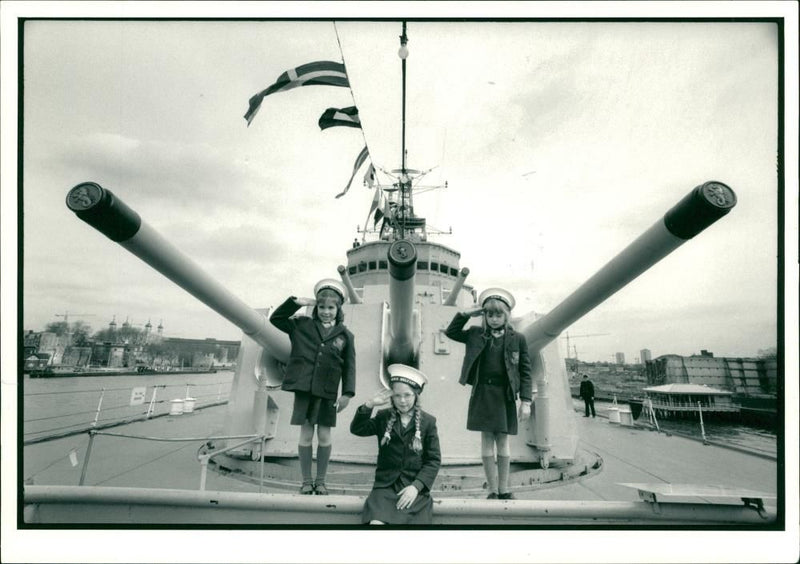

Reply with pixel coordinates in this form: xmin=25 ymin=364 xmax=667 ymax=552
xmin=66 ymin=181 xmax=291 ymax=361
xmin=386 ymin=239 xmax=418 ymax=365
xmin=521 ymin=181 xmax=737 ymax=351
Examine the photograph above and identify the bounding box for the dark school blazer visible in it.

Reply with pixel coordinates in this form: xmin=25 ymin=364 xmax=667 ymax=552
xmin=270 ymin=297 xmax=356 ymax=401
xmin=445 ymin=312 xmax=533 ymax=402
xmin=350 ymin=405 xmax=441 ymax=493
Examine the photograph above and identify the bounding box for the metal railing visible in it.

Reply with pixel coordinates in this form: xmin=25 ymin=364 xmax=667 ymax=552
xmin=78 ymin=429 xmax=267 ymax=491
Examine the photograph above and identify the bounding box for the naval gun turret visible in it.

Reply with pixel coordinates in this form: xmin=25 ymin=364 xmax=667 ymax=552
xmin=513 ymin=181 xmax=737 ymax=465
xmin=67 ymin=179 xmax=736 ymax=493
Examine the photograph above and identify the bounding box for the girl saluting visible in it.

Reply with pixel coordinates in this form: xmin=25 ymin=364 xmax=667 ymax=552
xmin=445 ymin=288 xmax=532 ymax=500
xmin=350 ymin=365 xmax=441 ymax=524
xmin=270 ymin=279 xmax=356 ymax=495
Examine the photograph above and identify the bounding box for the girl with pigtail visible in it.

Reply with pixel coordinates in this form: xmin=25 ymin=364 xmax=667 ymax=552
xmin=350 ymin=365 xmax=441 ymax=525
xmin=445 ymin=288 xmax=532 ymax=500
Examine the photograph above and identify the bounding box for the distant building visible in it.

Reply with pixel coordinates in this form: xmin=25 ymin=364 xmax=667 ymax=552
xmin=644 ymin=353 xmax=776 ymax=397
xmin=640 ymin=349 xmax=652 ymax=363
xmin=615 ymin=352 xmax=625 ymax=365
xmin=22 ymin=330 xmax=63 ymax=366
xmin=161 ymin=337 xmax=240 ymax=368
xmin=61 ymin=346 xmax=93 ymax=367
xmin=91 ymin=342 xmax=127 ymax=367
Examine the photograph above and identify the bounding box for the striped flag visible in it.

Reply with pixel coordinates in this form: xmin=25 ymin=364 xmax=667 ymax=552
xmin=336 ymin=146 xmax=369 ymax=199
xmin=244 ymin=61 xmax=349 ymax=126
xmin=366 ymin=185 xmax=382 ymax=226
xmin=363 ymin=164 xmax=376 ymax=189
xmin=319 ymin=106 xmax=361 ymax=130
xmin=375 ymin=200 xmax=396 ymax=230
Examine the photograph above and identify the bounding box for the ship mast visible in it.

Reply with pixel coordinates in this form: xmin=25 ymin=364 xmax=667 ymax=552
xmin=398 ymin=21 xmax=410 ymax=239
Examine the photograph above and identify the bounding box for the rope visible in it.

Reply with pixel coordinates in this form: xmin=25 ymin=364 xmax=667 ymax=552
xmin=25 ymin=444 xmax=82 ymax=480
xmin=333 ymin=19 xmax=383 ymax=232
xmin=91 ymin=431 xmax=259 ymax=442
xmin=333 ymin=21 xmax=374 ymax=164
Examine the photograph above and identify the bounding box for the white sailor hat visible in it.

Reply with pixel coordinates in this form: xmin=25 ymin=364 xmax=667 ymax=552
xmin=478 ymin=287 xmax=515 ymax=310
xmin=314 ymin=278 xmax=347 ymax=303
xmin=387 ymin=364 xmax=428 ymax=393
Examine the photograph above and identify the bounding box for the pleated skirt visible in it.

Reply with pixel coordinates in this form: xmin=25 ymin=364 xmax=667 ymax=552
xmin=466 ymin=384 xmax=518 ymax=435
xmin=361 ymin=481 xmax=434 ymax=525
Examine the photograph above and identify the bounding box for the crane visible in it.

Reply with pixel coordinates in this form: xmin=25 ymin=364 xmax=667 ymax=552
xmin=561 ymin=332 xmax=610 ymax=360
xmin=54 ymin=312 xmax=95 ymax=346
xmin=54 ymin=311 xmax=95 ymax=325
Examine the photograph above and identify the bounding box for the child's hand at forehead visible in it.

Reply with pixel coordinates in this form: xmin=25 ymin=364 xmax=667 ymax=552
xmin=293 ymin=297 xmax=317 ymax=307
xmin=365 ymin=388 xmax=392 ymax=409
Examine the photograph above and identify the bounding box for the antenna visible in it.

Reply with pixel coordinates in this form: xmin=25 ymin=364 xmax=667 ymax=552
xmin=399 ymin=21 xmax=409 ymax=239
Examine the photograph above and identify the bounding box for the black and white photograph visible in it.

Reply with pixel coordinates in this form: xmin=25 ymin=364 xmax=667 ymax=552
xmin=1 ymin=2 xmax=797 ymax=563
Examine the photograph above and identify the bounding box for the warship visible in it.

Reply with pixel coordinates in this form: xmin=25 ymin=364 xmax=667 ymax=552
xmin=22 ymin=23 xmax=779 ymax=533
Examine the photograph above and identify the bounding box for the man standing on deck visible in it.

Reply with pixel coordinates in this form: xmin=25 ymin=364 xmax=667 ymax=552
xmin=580 ymin=374 xmax=596 ymax=418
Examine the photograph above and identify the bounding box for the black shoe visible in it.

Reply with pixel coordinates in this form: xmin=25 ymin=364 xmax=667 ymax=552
xmin=486 ymin=492 xmax=499 ymax=499
xmin=498 ymin=492 xmax=515 ymax=500
xmin=314 ymin=482 xmax=329 ymax=495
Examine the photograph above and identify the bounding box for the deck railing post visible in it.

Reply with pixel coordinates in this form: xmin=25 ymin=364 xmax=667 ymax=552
xmin=145 ymin=386 xmax=158 ymax=418
xmin=259 ymin=436 xmax=266 ymax=494
xmin=646 ymin=398 xmax=660 ymax=432
xmin=697 ymin=401 xmax=708 ymax=444
xmin=79 ymin=431 xmax=96 ymax=485
xmin=199 ymin=458 xmax=209 ymax=491
xmin=91 ymin=388 xmax=105 ymax=427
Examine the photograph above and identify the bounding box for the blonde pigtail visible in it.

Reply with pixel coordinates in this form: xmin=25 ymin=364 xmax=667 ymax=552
xmin=381 ymin=409 xmax=397 ymax=447
xmin=412 ymin=404 xmax=423 ymax=454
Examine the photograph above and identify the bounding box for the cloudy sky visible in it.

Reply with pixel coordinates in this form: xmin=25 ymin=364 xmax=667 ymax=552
xmin=11 ymin=14 xmax=789 ymax=366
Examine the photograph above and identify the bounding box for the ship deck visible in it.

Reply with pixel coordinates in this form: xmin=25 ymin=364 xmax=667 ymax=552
xmin=23 ymin=402 xmax=777 ymax=505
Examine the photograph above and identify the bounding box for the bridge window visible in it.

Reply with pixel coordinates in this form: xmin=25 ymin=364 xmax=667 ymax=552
xmin=358 ymin=261 xmax=367 ymax=272
xmin=378 ymin=260 xmax=388 ymax=270
xmin=418 ymin=261 xmax=429 ymax=270
xmin=430 ymin=261 xmax=439 ymax=271
xmin=439 ymin=264 xmax=448 ymax=273
xmin=348 ymin=266 xmax=357 ymax=275
xmin=368 ymin=261 xmax=377 ymax=270
xmin=449 ymin=267 xmax=458 ymax=276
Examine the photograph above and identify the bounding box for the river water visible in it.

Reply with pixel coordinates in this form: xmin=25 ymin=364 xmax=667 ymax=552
xmin=22 ymin=371 xmax=235 ymax=442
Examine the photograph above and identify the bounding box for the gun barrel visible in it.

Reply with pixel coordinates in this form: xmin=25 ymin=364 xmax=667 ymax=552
xmin=337 ymin=265 xmax=363 ymax=304
xmin=387 ymin=239 xmax=418 ymax=365
xmin=522 ymin=181 xmax=737 ymax=351
xmin=66 ymin=182 xmax=290 ymax=362
xmin=443 ymin=267 xmax=470 ymax=306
